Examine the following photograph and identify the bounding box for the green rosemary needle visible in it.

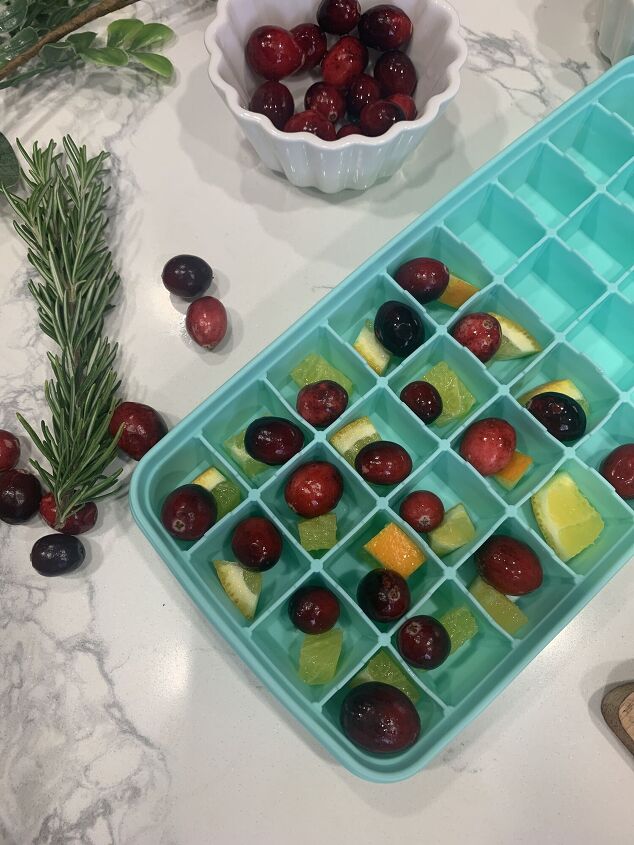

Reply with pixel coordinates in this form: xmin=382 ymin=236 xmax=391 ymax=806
xmin=3 ymin=135 xmax=123 ymax=526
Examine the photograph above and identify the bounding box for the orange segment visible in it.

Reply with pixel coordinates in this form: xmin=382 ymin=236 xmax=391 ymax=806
xmin=437 ymin=274 xmax=479 ymax=308
xmin=363 ymin=523 xmax=425 ymax=579
xmin=494 ymin=450 xmax=533 ymax=490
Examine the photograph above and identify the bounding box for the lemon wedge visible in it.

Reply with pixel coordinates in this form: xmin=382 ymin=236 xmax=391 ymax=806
xmin=531 ymin=472 xmax=604 ymax=562
xmin=489 ymin=313 xmax=541 ymax=360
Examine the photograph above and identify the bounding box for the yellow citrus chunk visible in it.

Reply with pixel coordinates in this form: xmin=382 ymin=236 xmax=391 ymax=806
xmin=490 ymin=313 xmax=541 ymax=359
xmin=519 ymin=379 xmax=589 ymax=415
xmin=494 ymin=450 xmax=533 ymax=490
xmin=469 ymin=576 xmax=528 ymax=635
xmin=437 ymin=274 xmax=479 ymax=308
xmin=531 ymin=472 xmax=604 ymax=563
xmin=423 ymin=361 xmax=476 ymax=427
xmin=363 ymin=523 xmax=426 ymax=579
xmin=213 ymin=560 xmax=262 ymax=620
xmin=329 ymin=416 xmax=380 ymax=464
xmin=428 ymin=504 xmax=475 ymax=556
xmin=353 ymin=320 xmax=391 ymax=374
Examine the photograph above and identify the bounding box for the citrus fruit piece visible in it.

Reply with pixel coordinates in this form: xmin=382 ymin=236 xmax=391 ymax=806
xmin=531 ymin=471 xmax=604 ymax=562
xmin=363 ymin=522 xmax=426 ymax=578
xmin=298 ymin=513 xmax=338 ymax=551
xmin=422 ymin=361 xmax=476 ymax=427
xmin=351 ymin=649 xmax=420 ymax=703
xmin=439 ymin=605 xmax=478 ymax=653
xmin=329 ymin=416 xmax=380 ymax=464
xmin=213 ymin=560 xmax=262 ymax=620
xmin=353 ymin=320 xmax=391 ymax=374
xmin=493 ymin=450 xmax=533 ymax=491
xmin=469 ymin=576 xmax=528 ymax=635
xmin=519 ymin=379 xmax=589 ymax=415
xmin=489 ymin=313 xmax=541 ymax=359
xmin=193 ymin=467 xmax=242 ymax=518
xmin=298 ymin=627 xmax=343 ymax=685
xmin=291 ymin=352 xmax=353 ymax=395
xmin=428 ymin=503 xmax=475 ymax=556
xmin=437 ymin=275 xmax=479 ymax=308
xmin=224 ymin=430 xmax=268 ymax=478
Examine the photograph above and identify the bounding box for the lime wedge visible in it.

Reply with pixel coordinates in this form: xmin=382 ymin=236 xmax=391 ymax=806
xmin=351 ymin=649 xmax=420 ymax=703
xmin=428 ymin=504 xmax=475 ymax=556
xmin=224 ymin=430 xmax=268 ymax=478
xmin=214 ymin=560 xmax=262 ymax=620
xmin=353 ymin=320 xmax=391 ymax=375
xmin=423 ymin=361 xmax=476 ymax=426
xmin=439 ymin=605 xmax=478 ymax=653
xmin=519 ymin=379 xmax=589 ymax=415
xmin=298 ymin=513 xmax=338 ymax=552
xmin=490 ymin=313 xmax=541 ymax=360
xmin=469 ymin=576 xmax=528 ymax=635
xmin=291 ymin=352 xmax=353 ymax=395
xmin=212 ymin=480 xmax=242 ymax=519
xmin=298 ymin=628 xmax=343 ymax=685
xmin=531 ymin=472 xmax=604 ymax=562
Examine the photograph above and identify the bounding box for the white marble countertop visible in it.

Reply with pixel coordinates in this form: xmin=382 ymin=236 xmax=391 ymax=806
xmin=2 ymin=1 xmax=633 ymax=842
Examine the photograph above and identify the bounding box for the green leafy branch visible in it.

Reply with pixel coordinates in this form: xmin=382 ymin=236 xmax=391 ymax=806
xmin=2 ymin=137 xmax=124 ymax=526
xmin=0 ymin=1 xmax=174 ymax=89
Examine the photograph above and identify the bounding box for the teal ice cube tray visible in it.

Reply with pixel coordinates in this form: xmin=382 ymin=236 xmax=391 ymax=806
xmin=130 ymin=59 xmax=634 ymax=783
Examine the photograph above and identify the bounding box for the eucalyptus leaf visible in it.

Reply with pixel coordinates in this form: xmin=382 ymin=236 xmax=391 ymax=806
xmin=0 ymin=25 xmax=37 ymax=64
xmin=66 ymin=31 xmax=97 ymax=52
xmin=128 ymin=23 xmax=174 ymax=51
xmin=81 ymin=46 xmax=129 ymax=67
xmin=132 ymin=51 xmax=173 ymax=79
xmin=107 ymin=18 xmax=143 ymax=48
xmin=0 ymin=132 xmax=19 ymax=188
xmin=0 ymin=0 xmax=28 ymax=34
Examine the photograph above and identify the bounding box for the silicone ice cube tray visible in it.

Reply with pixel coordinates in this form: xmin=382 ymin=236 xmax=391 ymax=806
xmin=130 ymin=59 xmax=634 ymax=782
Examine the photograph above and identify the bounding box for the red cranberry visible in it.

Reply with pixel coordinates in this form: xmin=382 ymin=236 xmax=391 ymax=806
xmin=347 ymin=73 xmax=381 ymax=118
xmin=31 ymin=534 xmax=85 ymax=577
xmin=400 ymin=381 xmax=443 ymax=424
xmin=395 ymin=257 xmax=449 ymax=303
xmin=357 ymin=568 xmax=410 ymax=622
xmin=341 ymin=681 xmax=420 ymax=754
xmin=284 ymin=460 xmax=343 ymax=518
xmin=186 ymin=296 xmax=228 ymax=349
xmin=109 ymin=401 xmax=168 ymax=461
xmin=451 ymin=313 xmax=502 ymax=363
xmin=374 ymin=300 xmax=423 ymax=357
xmin=284 ymin=110 xmax=337 ymax=140
xmin=355 ymin=441 xmax=412 ymax=485
xmin=337 ymin=123 xmax=366 ymax=138
xmin=249 ymin=80 xmax=294 ymax=129
xmin=305 ymin=82 xmax=346 ymax=123
xmin=39 ymin=493 xmax=97 ymax=535
xmin=476 ymin=534 xmax=543 ymax=596
xmin=600 ymin=444 xmax=634 ymax=500
xmin=244 ymin=417 xmax=304 ymax=465
xmin=387 ymin=93 xmax=417 ymax=120
xmin=161 ymin=484 xmax=216 ymax=540
xmin=321 ymin=36 xmax=368 ymax=90
xmin=398 ymin=615 xmax=451 ymax=669
xmin=317 ymin=0 xmax=361 ymax=34
xmin=526 ymin=392 xmax=586 ymax=443
xmin=162 ymin=255 xmax=212 ymax=299
xmin=232 ymin=515 xmax=282 ymax=571
xmin=374 ymin=50 xmax=417 ymax=96
xmin=399 ymin=491 xmax=444 ymax=532
xmin=288 ymin=585 xmax=340 ymax=633
xmin=0 ymin=468 xmax=42 ymax=524
xmin=296 ymin=380 xmax=348 ymax=428
xmin=359 ymin=99 xmax=405 ymax=136
xmin=358 ymin=5 xmax=413 ymax=51
xmin=245 ymin=26 xmax=304 ymax=81
xmin=0 ymin=429 xmax=20 ymax=472
xmin=291 ymin=23 xmax=327 ymax=70
xmin=460 ymin=418 xmax=516 ymax=476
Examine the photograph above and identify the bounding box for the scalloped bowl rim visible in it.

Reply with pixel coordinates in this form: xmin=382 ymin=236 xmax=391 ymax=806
xmin=205 ymin=0 xmax=468 ymax=148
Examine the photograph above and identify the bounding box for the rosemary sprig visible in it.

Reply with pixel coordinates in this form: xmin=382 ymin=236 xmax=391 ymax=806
xmin=3 ymin=136 xmax=123 ymax=525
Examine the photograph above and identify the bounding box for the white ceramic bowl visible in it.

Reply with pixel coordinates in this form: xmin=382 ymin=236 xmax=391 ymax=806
xmin=205 ymin=0 xmax=467 ymax=193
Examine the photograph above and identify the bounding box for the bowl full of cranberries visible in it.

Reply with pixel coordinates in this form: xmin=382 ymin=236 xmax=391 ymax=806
xmin=205 ymin=0 xmax=467 ymax=192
